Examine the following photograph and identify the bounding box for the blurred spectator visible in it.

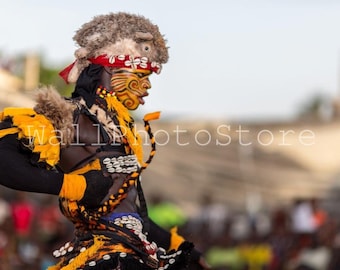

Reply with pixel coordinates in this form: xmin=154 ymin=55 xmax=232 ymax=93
xmin=10 ymin=191 xmax=39 ymax=268
xmin=36 ymin=195 xmax=65 ymax=246
xmin=287 ymin=233 xmax=332 ymax=270
xmin=289 ymin=198 xmax=317 ymax=260
xmin=311 ymin=198 xmax=328 ymax=229
xmin=268 ymin=208 xmax=293 ymax=270
xmin=290 ymin=198 xmax=317 ymax=235
xmin=36 ymin=195 xmax=71 ymax=269
xmin=202 ymin=199 xmax=228 ymax=239
xmin=193 ymin=194 xmax=229 ymax=241
xmin=229 ymin=213 xmax=251 ymax=242
xmin=11 ymin=192 xmax=35 ymax=238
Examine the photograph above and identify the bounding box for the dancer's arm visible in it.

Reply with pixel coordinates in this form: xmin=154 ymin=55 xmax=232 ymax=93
xmin=0 ymin=133 xmax=112 ymax=206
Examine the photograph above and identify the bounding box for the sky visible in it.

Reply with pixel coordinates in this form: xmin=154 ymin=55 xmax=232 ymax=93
xmin=1 ymin=0 xmax=340 ymax=122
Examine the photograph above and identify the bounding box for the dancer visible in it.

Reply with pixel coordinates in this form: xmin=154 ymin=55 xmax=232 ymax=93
xmin=0 ymin=12 xmax=209 ymax=269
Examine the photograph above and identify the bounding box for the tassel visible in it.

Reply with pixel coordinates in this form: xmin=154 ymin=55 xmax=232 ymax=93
xmin=169 ymin=227 xmax=185 ymax=251
xmin=143 ymin=111 xmax=161 ymax=122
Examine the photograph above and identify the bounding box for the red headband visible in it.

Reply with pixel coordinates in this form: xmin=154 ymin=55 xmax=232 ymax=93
xmin=59 ymin=54 xmax=162 ymax=83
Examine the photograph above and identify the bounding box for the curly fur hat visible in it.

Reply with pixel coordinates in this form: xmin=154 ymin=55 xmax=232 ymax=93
xmin=65 ymin=12 xmax=169 ymax=83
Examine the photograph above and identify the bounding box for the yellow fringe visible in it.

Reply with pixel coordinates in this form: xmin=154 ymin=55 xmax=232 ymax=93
xmin=0 ymin=107 xmax=60 ymax=166
xmin=60 ymin=235 xmax=108 ymax=270
xmin=106 ymin=96 xmax=143 ymax=164
xmin=2 ymin=107 xmax=36 ymax=118
xmin=0 ymin=127 xmax=19 ymax=138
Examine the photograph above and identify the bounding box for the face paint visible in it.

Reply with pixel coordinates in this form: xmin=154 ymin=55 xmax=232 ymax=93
xmin=110 ymin=69 xmax=152 ymax=110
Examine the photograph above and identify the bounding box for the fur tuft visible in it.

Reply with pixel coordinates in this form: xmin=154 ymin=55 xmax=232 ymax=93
xmin=33 ymin=86 xmax=76 ymax=147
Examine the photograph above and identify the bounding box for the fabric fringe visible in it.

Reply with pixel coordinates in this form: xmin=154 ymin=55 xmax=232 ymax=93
xmin=0 ymin=108 xmax=60 ymax=166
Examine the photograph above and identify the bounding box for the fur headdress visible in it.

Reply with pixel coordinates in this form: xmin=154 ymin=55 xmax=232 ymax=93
xmin=62 ymin=12 xmax=169 ymax=83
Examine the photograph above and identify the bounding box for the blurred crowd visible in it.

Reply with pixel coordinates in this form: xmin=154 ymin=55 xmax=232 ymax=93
xmin=179 ymin=196 xmax=340 ymax=270
xmin=0 ymin=189 xmax=340 ymax=270
xmin=0 ymin=190 xmax=73 ymax=270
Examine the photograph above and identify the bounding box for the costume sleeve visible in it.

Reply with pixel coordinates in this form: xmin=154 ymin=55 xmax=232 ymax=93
xmin=0 ymin=109 xmax=113 ymax=208
xmin=0 ymin=133 xmax=64 ymax=194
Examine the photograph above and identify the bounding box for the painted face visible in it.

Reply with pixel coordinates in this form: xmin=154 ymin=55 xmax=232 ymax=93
xmin=110 ymin=68 xmax=152 ymax=110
